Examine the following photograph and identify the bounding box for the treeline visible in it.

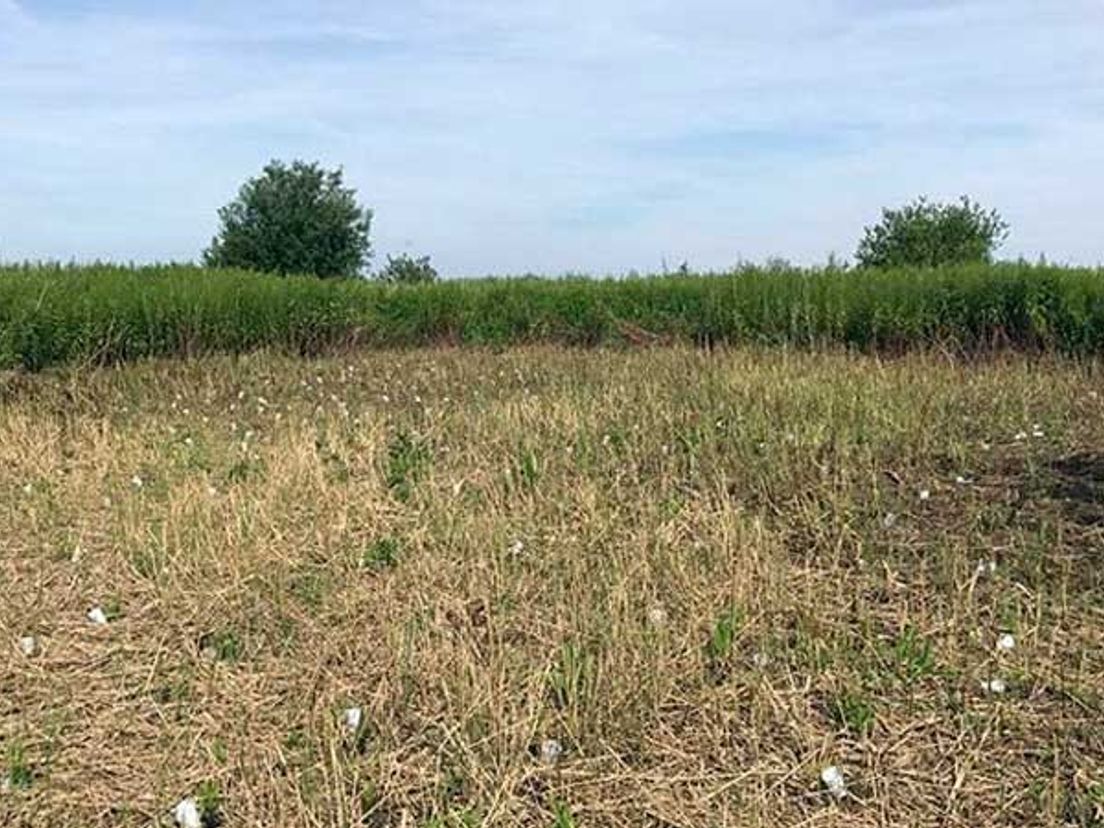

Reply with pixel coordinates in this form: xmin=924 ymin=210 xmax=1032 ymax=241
xmin=2 ymin=262 xmax=1103 ymax=371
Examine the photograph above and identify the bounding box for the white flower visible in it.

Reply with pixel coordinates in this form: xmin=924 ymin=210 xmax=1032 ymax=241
xmin=184 ymin=437 xmax=194 ymax=448
xmin=918 ymin=489 xmax=931 ymax=501
xmin=975 ymin=560 xmax=997 ymax=577
xmin=981 ymin=677 xmax=1007 ymax=695
xmin=21 ymin=483 xmax=32 ymax=495
xmin=1031 ymin=427 xmax=1045 ymax=438
xmin=172 ymin=797 xmax=202 ymax=828
xmin=131 ymin=475 xmax=143 ymax=489
xmin=882 ymin=512 xmax=898 ymax=529
xmin=341 ymin=706 xmax=363 ymax=733
xmin=540 ymin=738 xmax=564 ymax=765
xmin=997 ymin=633 xmax=1016 ymax=652
xmin=18 ymin=636 xmax=38 ymax=657
xmin=647 ymin=606 xmax=668 ymax=627
xmin=87 ymin=607 xmax=108 ymax=626
xmin=207 ymin=486 xmax=218 ymax=497
xmin=980 ymin=441 xmax=992 ymax=450
xmin=751 ymin=651 xmax=771 ymax=669
xmin=955 ymin=475 xmax=970 ymax=485
xmin=1014 ymin=431 xmax=1027 ymax=441
xmin=820 ymin=765 xmax=847 ymax=799
xmin=508 ymin=539 xmax=525 ymax=556
xmin=0 ymin=774 xmax=11 ymax=794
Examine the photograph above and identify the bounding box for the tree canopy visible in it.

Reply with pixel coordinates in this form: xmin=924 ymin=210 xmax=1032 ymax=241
xmin=855 ymin=196 xmax=1009 ymax=269
xmin=204 ymin=160 xmax=372 ymax=278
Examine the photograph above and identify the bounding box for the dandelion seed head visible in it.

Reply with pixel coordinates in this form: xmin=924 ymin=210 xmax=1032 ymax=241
xmin=18 ymin=636 xmax=37 ymax=657
xmin=981 ymin=677 xmax=1007 ymax=695
xmin=997 ymin=633 xmax=1016 ymax=652
xmin=820 ymin=765 xmax=847 ymax=799
xmin=341 ymin=706 xmax=363 ymax=733
xmin=172 ymin=797 xmax=202 ymax=828
xmin=540 ymin=738 xmax=563 ymax=765
xmin=647 ymin=606 xmax=668 ymax=627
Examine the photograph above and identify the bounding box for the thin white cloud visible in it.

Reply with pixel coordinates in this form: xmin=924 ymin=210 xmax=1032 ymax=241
xmin=1 ymin=0 xmax=1102 ymax=271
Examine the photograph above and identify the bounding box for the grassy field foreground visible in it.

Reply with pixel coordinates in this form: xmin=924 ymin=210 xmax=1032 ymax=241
xmin=2 ymin=347 xmax=1103 ymax=826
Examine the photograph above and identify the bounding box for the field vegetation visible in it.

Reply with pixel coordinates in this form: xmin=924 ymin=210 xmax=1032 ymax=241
xmin=3 ymin=346 xmax=1103 ymax=826
xmin=4 ymin=262 xmax=1104 ymax=372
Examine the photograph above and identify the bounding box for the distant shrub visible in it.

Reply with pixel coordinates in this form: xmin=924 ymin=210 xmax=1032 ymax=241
xmin=856 ymin=196 xmax=1009 ymax=269
xmin=377 ymin=253 xmax=438 ymax=285
xmin=203 ymin=159 xmax=372 ymax=278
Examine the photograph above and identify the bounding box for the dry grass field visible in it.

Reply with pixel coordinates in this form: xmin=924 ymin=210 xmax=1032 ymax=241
xmin=2 ymin=346 xmax=1103 ymax=827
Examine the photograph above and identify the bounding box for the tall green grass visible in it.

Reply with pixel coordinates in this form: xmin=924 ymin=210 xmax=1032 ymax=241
xmin=2 ymin=262 xmax=1103 ymax=370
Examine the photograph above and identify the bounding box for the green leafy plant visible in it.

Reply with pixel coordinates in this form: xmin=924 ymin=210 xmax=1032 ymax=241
xmin=892 ymin=625 xmax=936 ymax=684
xmin=386 ymin=431 xmax=432 ymax=502
xmin=706 ymin=606 xmax=744 ymax=664
xmin=552 ymin=802 xmax=577 ymax=828
xmin=200 ymin=629 xmax=244 ymax=663
xmin=362 ymin=537 xmax=401 ymax=570
xmin=548 ymin=642 xmax=591 ymax=710
xmin=196 ymin=779 xmax=224 ymax=826
xmin=830 ymin=692 xmax=876 ymax=737
xmin=4 ymin=742 xmax=33 ymax=790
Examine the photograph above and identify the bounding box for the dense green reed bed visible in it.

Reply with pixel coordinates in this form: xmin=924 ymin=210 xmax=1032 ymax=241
xmin=2 ymin=262 xmax=1104 ymax=369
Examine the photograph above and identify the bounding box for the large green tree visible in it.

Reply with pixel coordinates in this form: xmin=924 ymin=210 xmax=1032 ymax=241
xmin=855 ymin=196 xmax=1009 ymax=269
xmin=204 ymin=160 xmax=372 ymax=278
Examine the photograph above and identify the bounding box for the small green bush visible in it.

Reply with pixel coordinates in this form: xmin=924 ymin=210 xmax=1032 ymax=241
xmin=856 ymin=196 xmax=1009 ymax=269
xmin=377 ymin=253 xmax=438 ymax=285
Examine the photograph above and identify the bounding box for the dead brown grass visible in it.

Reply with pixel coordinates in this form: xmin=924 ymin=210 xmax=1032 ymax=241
xmin=2 ymin=346 xmax=1103 ymax=827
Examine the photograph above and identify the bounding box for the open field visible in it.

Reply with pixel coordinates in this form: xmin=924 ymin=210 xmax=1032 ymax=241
xmin=5 ymin=263 xmax=1104 ymax=371
xmin=3 ymin=346 xmax=1104 ymax=826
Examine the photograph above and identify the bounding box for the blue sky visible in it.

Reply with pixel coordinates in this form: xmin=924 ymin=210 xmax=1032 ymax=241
xmin=1 ymin=0 xmax=1102 ymax=275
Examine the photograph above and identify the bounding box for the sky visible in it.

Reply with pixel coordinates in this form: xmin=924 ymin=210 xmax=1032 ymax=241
xmin=1 ymin=0 xmax=1102 ymax=275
